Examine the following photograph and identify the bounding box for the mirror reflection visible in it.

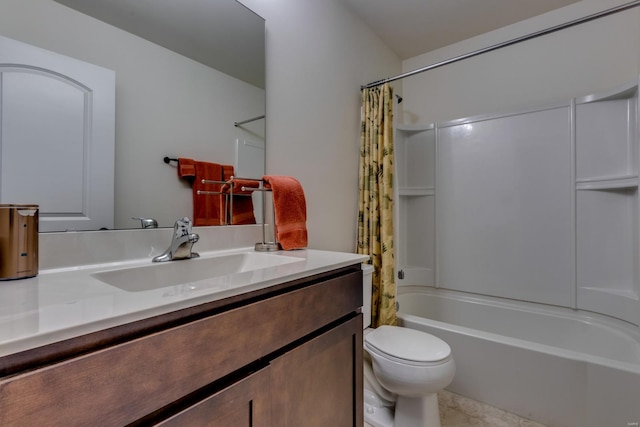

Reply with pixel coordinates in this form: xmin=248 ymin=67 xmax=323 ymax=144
xmin=0 ymin=0 xmax=265 ymax=231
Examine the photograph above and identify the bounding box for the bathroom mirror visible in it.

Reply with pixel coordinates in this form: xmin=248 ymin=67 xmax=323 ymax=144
xmin=0 ymin=0 xmax=265 ymax=231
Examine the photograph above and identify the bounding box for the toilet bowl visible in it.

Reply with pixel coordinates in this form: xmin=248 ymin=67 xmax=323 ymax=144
xmin=365 ymin=325 xmax=455 ymax=427
xmin=361 ymin=264 xmax=455 ymax=427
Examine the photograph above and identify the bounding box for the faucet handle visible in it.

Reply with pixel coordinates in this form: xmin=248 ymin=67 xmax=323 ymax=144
xmin=174 ymin=217 xmax=193 ymax=238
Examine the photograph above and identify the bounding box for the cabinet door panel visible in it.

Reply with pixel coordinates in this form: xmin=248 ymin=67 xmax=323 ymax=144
xmin=271 ymin=315 xmax=363 ymax=427
xmin=156 ymin=368 xmax=270 ymax=427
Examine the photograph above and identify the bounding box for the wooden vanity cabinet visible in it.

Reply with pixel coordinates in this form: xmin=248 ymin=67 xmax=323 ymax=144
xmin=0 ymin=265 xmax=363 ymax=427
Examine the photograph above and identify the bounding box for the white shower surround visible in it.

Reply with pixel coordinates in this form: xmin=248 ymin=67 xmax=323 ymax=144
xmin=397 ymin=287 xmax=640 ymax=427
xmin=396 ymin=79 xmax=640 ymax=326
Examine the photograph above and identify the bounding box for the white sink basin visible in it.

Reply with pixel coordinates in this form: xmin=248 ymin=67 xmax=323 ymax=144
xmin=92 ymin=251 xmax=304 ymax=292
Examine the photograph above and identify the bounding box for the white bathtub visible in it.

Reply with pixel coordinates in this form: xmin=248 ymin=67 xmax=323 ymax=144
xmin=397 ymin=286 xmax=640 ymax=427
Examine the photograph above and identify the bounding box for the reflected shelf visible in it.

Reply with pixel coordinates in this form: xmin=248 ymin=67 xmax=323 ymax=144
xmin=399 ymin=187 xmax=435 ymax=196
xmin=575 ymin=175 xmax=639 ymax=191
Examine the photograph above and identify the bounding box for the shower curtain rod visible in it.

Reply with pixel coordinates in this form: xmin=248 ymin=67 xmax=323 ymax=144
xmin=361 ymin=0 xmax=640 ymax=90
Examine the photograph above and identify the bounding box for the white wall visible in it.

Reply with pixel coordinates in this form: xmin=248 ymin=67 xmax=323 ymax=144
xmin=400 ymin=0 xmax=640 ymax=124
xmin=0 ymin=0 xmax=264 ymax=229
xmin=241 ymin=0 xmax=401 ymax=252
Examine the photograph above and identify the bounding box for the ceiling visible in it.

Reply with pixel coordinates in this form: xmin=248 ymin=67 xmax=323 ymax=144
xmin=51 ymin=0 xmax=583 ymax=83
xmin=339 ymin=0 xmax=582 ymax=59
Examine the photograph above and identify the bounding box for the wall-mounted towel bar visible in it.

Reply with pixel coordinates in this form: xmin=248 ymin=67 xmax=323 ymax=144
xmin=163 ymin=156 xmax=178 ymax=164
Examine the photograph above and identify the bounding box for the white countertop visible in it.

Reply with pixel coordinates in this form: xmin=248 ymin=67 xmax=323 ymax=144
xmin=0 ymin=247 xmax=367 ymax=357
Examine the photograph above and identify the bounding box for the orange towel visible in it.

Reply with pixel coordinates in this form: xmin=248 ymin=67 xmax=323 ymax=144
xmin=177 ymin=158 xmax=259 ymax=226
xmin=194 ymin=161 xmax=227 ymax=226
xmin=177 ymin=159 xmax=226 ymax=226
xmin=222 ymin=165 xmax=234 ymax=182
xmin=177 ymin=157 xmax=196 ymax=178
xmin=262 ymin=175 xmax=307 ymax=250
xmin=221 ymin=179 xmax=259 ymax=225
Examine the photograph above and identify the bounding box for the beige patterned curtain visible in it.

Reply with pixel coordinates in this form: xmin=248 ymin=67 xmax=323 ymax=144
xmin=357 ymin=83 xmax=396 ymax=327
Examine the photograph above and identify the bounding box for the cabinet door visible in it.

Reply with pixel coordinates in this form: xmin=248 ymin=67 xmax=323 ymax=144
xmin=271 ymin=315 xmax=363 ymax=427
xmin=156 ymin=368 xmax=271 ymax=427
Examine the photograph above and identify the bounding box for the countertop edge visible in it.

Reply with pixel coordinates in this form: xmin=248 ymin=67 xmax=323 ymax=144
xmin=0 ymin=249 xmax=368 ymax=362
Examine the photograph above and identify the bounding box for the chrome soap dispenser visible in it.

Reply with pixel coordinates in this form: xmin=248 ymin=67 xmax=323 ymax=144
xmin=0 ymin=204 xmax=39 ymax=280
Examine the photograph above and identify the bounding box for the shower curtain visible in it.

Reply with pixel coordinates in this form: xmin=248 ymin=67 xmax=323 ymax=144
xmin=357 ymin=83 xmax=396 ymax=327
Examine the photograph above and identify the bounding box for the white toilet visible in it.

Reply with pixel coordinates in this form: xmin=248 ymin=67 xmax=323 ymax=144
xmin=361 ymin=264 xmax=455 ymax=427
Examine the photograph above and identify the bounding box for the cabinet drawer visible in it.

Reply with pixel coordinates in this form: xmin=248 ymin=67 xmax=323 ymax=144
xmin=0 ymin=270 xmax=361 ymax=426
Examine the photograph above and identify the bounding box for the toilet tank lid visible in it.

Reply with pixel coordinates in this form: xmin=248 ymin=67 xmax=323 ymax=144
xmin=365 ymin=325 xmax=451 ymax=363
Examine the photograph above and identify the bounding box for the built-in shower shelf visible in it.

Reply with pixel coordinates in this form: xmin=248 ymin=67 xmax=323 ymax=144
xmin=399 ymin=187 xmax=435 ymax=196
xmin=575 ymin=175 xmax=639 ymax=191
xmin=396 ymin=123 xmax=434 ymax=132
xmin=395 ymin=122 xmax=436 ymax=290
xmin=575 ymin=79 xmax=639 ymax=325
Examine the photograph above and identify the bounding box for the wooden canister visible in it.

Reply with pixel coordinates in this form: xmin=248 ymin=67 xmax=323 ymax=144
xmin=0 ymin=204 xmax=38 ymax=280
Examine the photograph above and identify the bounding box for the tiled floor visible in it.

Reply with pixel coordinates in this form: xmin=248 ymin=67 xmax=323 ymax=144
xmin=364 ymin=390 xmax=547 ymax=427
xmin=438 ymin=391 xmax=547 ymax=427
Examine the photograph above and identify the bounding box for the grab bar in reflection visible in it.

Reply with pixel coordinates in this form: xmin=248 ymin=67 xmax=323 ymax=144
xmin=234 ymin=115 xmax=265 ymax=127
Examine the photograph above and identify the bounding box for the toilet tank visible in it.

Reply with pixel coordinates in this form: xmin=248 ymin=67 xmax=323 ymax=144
xmin=362 ymin=264 xmax=374 ymax=329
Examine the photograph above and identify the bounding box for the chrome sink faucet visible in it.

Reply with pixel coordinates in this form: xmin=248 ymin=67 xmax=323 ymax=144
xmin=153 ymin=217 xmax=200 ymax=262
xmin=132 ymin=217 xmax=158 ymax=229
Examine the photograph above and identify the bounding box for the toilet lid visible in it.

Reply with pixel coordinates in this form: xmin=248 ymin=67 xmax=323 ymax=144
xmin=365 ymin=325 xmax=451 ymax=363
